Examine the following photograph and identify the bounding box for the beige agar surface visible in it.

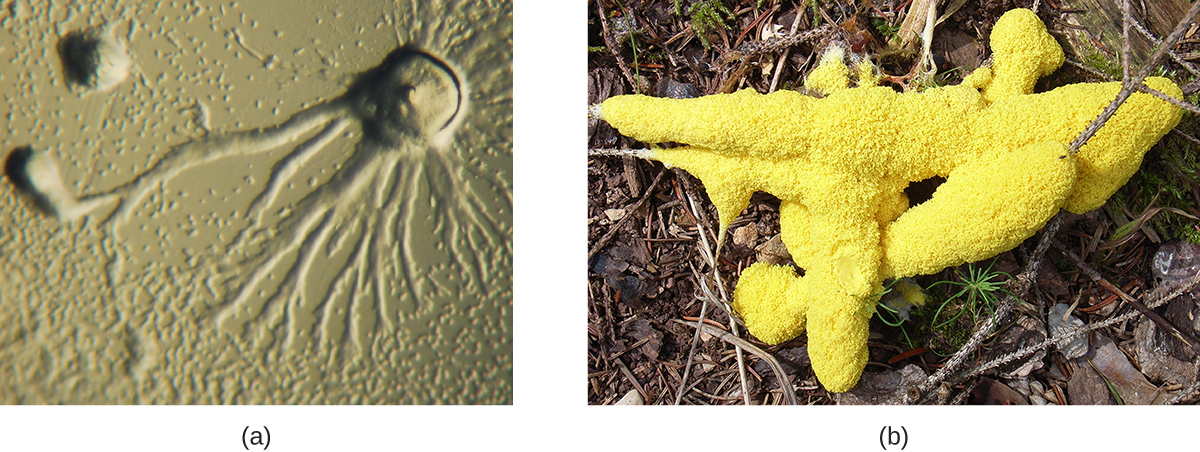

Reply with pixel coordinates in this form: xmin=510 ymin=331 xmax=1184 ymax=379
xmin=0 ymin=0 xmax=512 ymax=403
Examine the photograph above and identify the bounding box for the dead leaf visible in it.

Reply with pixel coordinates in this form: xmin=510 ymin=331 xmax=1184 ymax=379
xmin=970 ymin=377 xmax=1028 ymax=405
xmin=622 ymin=319 xmax=663 ymax=361
xmin=755 ymin=234 xmax=792 ymax=265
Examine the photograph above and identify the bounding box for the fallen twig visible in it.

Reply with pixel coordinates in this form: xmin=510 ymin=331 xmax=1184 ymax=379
xmin=615 ymin=358 xmax=649 ymax=404
xmin=1128 ymin=7 xmax=1200 ymax=79
xmin=676 ymin=181 xmax=751 ymax=405
xmin=727 ymin=26 xmax=833 ymax=61
xmin=1136 ymin=83 xmax=1200 ymax=115
xmin=1164 ymin=379 xmax=1200 ymax=405
xmin=674 ymin=319 xmax=800 ymax=405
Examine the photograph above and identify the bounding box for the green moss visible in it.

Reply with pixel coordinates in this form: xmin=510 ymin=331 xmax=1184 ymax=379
xmin=1182 ymin=227 xmax=1200 ymax=245
xmin=915 ymin=295 xmax=973 ymax=354
xmin=1080 ymin=50 xmax=1122 ymax=80
xmin=674 ymin=0 xmax=734 ymax=50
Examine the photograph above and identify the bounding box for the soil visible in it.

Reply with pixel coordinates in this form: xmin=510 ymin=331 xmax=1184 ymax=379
xmin=587 ymin=0 xmax=1200 ymax=405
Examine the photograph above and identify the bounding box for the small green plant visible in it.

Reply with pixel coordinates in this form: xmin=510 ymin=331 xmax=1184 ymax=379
xmin=875 ymin=302 xmax=919 ymax=349
xmin=927 ymin=259 xmax=1012 ymax=329
xmin=868 ymin=279 xmax=897 ymax=316
xmin=874 ymin=300 xmax=903 ymax=327
xmin=870 ymin=17 xmax=900 ymax=40
xmin=674 ymin=0 xmax=734 ymax=50
xmin=806 ymin=0 xmax=824 ymax=27
xmin=876 ymin=302 xmax=919 ymax=349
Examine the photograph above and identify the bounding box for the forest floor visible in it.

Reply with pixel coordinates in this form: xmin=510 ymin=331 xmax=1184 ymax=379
xmin=587 ymin=0 xmax=1200 ymax=405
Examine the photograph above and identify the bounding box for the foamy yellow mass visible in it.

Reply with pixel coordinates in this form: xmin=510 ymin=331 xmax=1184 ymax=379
xmin=596 ymin=8 xmax=1183 ymax=392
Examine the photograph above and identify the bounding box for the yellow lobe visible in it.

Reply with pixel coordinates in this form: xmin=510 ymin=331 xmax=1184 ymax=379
xmin=806 ymin=46 xmax=850 ymax=96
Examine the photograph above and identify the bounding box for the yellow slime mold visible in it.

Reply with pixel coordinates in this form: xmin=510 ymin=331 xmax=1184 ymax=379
xmin=596 ymin=9 xmax=1183 ymax=392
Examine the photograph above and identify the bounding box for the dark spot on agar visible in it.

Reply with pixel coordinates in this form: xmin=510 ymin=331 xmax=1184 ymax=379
xmin=55 ymin=26 xmax=129 ymax=92
xmin=4 ymin=146 xmax=35 ymax=192
xmin=57 ymin=29 xmax=105 ymax=88
xmin=4 ymin=146 xmax=54 ymax=215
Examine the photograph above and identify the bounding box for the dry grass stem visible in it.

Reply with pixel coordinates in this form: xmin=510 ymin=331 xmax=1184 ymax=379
xmin=679 ymin=179 xmax=752 ymax=405
xmin=675 ymin=319 xmax=800 ymax=405
xmin=675 ymin=263 xmax=713 ymax=405
xmin=596 ymin=0 xmax=640 ymax=93
xmin=769 ymin=8 xmax=805 ymax=93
